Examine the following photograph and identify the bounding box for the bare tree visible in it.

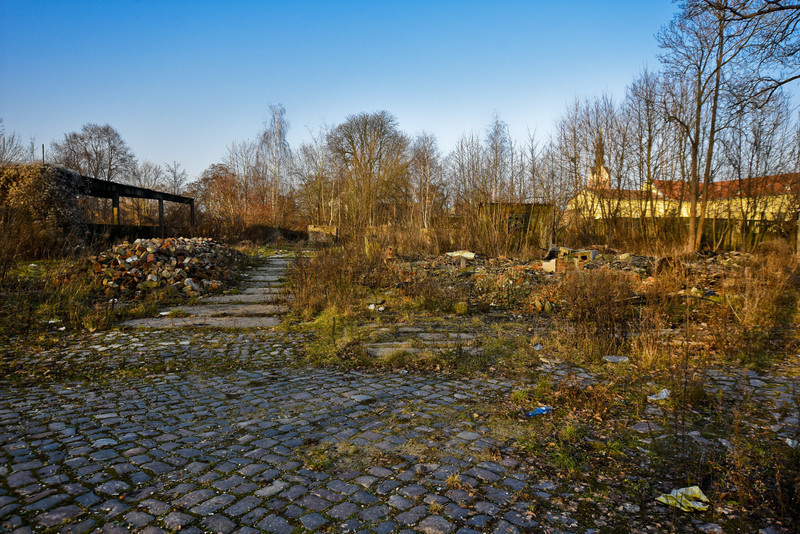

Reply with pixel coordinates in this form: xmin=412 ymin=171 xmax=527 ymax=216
xmin=164 ymin=161 xmax=188 ymax=195
xmin=258 ymin=104 xmax=292 ymax=225
xmin=659 ymin=1 xmax=757 ymax=251
xmin=327 ymin=111 xmax=410 ymax=230
xmin=293 ymin=126 xmax=336 ymax=226
xmin=485 ymin=114 xmax=512 ymax=203
xmin=410 ymin=132 xmax=441 ymax=229
xmin=705 ymin=0 xmax=800 ymax=99
xmin=131 ymin=160 xmax=164 ymax=189
xmin=224 ymin=140 xmax=258 ymax=224
xmin=127 ymin=161 xmax=165 ymax=223
xmin=50 ymin=123 xmax=135 ymax=182
xmin=0 ymin=119 xmax=28 ymax=165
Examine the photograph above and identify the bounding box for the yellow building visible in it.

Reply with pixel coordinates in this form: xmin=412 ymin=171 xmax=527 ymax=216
xmin=569 ymin=173 xmax=800 ymax=223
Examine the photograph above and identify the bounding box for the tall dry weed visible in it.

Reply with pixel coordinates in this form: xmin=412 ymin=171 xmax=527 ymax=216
xmin=713 ymin=251 xmax=798 ymax=365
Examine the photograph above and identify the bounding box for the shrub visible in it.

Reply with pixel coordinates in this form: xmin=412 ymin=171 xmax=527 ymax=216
xmin=0 ymin=163 xmax=85 ymax=281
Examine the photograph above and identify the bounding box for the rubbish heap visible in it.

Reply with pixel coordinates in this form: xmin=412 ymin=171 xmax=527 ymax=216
xmin=89 ymin=237 xmax=243 ymax=297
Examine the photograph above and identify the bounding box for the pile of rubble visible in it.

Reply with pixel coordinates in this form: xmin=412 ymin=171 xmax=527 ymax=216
xmin=390 ymin=254 xmax=560 ymax=314
xmin=89 ymin=237 xmax=243 ymax=297
xmin=386 ymin=246 xmax=761 ymax=316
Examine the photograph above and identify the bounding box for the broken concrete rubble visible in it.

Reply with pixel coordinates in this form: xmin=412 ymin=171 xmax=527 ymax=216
xmin=89 ymin=237 xmax=243 ymax=297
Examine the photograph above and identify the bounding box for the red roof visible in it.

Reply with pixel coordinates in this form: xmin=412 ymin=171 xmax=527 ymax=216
xmin=653 ymin=173 xmax=800 ymax=201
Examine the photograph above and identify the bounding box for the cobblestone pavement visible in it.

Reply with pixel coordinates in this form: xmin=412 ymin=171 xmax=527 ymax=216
xmin=2 ymin=254 xmax=798 ymax=533
xmin=0 ymin=255 xmax=543 ymax=534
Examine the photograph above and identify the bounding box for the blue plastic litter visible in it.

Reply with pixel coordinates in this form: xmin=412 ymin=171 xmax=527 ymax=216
xmin=524 ymin=406 xmax=552 ymax=417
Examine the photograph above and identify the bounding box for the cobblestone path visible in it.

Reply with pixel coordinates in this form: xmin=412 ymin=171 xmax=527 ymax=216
xmin=2 ymin=254 xmax=798 ymax=533
xmin=0 ymin=255 xmax=546 ymax=534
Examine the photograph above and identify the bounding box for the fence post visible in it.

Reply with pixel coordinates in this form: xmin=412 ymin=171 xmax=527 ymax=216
xmin=796 ymin=212 xmax=800 ymax=256
xmin=112 ymin=192 xmax=120 ymax=225
xmin=158 ymin=198 xmax=165 ymax=235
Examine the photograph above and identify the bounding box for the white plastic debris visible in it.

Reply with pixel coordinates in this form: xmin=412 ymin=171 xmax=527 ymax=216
xmin=648 ymin=389 xmax=671 ymax=402
xmin=446 ymin=250 xmax=476 ymax=260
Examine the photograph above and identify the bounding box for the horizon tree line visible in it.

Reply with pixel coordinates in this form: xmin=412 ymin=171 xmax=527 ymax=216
xmin=2 ymin=0 xmax=799 ymax=252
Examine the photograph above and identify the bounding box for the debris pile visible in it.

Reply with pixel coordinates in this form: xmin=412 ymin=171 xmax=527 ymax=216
xmin=383 ymin=247 xmax=763 ymax=316
xmin=89 ymin=237 xmax=243 ymax=297
xmin=390 ymin=254 xmax=559 ymax=314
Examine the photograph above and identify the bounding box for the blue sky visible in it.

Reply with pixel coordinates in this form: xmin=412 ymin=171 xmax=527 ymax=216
xmin=0 ymin=1 xmax=677 ymax=179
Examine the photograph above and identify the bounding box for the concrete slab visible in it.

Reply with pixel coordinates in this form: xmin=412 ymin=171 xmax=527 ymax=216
xmin=120 ymin=316 xmax=282 ymax=329
xmin=204 ymin=294 xmax=283 ymax=304
xmin=365 ymin=343 xmax=420 ymax=358
xmin=245 ymin=275 xmax=283 ymax=282
xmin=161 ymin=304 xmax=289 ymax=317
xmin=242 ymin=287 xmax=284 ymax=295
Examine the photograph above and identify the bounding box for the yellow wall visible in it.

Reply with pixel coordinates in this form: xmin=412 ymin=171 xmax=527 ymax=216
xmin=570 ymin=189 xmax=797 ymax=222
xmin=568 ymin=190 xmax=680 ymax=220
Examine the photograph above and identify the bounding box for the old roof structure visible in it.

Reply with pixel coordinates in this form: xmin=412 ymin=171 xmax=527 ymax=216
xmin=652 ymin=173 xmax=800 ymax=202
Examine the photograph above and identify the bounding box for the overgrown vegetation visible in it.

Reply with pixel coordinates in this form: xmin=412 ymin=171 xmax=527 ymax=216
xmin=285 ymin=237 xmax=800 ymax=529
xmin=0 ymin=242 xmax=259 ymax=354
xmin=0 ymin=163 xmax=86 ymax=282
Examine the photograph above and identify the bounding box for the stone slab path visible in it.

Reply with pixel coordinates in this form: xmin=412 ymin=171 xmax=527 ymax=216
xmin=364 ymin=324 xmax=483 ymax=359
xmin=119 ymin=257 xmax=291 ymax=330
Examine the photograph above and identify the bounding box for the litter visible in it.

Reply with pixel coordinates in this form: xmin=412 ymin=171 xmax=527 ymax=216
xmin=533 ymin=343 xmax=543 ymax=351
xmin=524 ymin=406 xmax=552 ymax=417
xmin=647 ymin=389 xmax=671 ymax=402
xmin=446 ymin=250 xmax=476 ymax=260
xmin=603 ymin=355 xmax=629 ymax=364
xmin=786 ymin=438 xmax=799 ymax=449
xmin=655 ymin=486 xmax=709 ymax=512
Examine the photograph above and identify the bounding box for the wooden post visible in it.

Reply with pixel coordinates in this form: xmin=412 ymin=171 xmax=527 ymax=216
xmin=792 ymin=215 xmax=798 ymax=254
xmin=112 ymin=192 xmax=120 ymax=225
xmin=158 ymin=198 xmax=165 ymax=229
xmin=190 ymin=199 xmax=195 ymax=228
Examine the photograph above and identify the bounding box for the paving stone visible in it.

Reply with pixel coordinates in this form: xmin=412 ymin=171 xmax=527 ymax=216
xmin=492 ymin=520 xmax=519 ymax=533
xmin=35 ymin=505 xmax=83 ymax=527
xmin=376 ymin=521 xmax=398 ymax=534
xmin=174 ymin=488 xmax=215 ymax=508
xmin=202 ymin=514 xmax=237 ymax=534
xmin=124 ymin=510 xmax=155 ymax=528
xmin=388 ymin=494 xmax=414 ymax=510
xmin=299 ymin=512 xmax=328 ymax=531
xmin=395 ymin=504 xmax=428 ymax=526
xmin=418 ymin=515 xmax=453 ymax=534
xmin=376 ymin=479 xmax=402 ymax=495
xmin=256 ymin=514 xmax=294 ymax=534
xmin=225 ymin=496 xmax=261 ymax=516
xmin=190 ymin=494 xmax=236 ymax=515
xmin=329 ymin=502 xmax=360 ymax=519
xmin=328 ymin=480 xmax=359 ymax=495
xmin=25 ymin=494 xmax=67 ymax=511
xmin=298 ymin=494 xmax=331 ymax=512
xmin=359 ymin=503 xmax=390 ymax=522
xmin=162 ymin=511 xmax=194 ymax=529
xmin=278 ymin=484 xmax=307 ymax=500
xmin=351 ymin=491 xmax=379 ymax=505
xmin=503 ymin=510 xmax=539 ymax=528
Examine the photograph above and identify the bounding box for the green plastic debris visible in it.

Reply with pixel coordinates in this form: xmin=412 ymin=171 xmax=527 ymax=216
xmin=655 ymin=486 xmax=710 ymax=512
